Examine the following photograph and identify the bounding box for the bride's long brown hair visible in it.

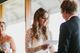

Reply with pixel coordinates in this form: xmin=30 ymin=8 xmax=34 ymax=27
xmin=31 ymin=8 xmax=48 ymax=41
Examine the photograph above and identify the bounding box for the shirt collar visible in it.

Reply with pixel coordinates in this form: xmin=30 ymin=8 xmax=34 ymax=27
xmin=68 ymin=14 xmax=78 ymax=21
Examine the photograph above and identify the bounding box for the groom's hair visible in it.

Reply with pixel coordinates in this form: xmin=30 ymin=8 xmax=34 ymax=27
xmin=60 ymin=0 xmax=77 ymax=14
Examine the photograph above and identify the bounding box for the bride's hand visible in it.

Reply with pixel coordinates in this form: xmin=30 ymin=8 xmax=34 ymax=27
xmin=41 ymin=44 xmax=49 ymax=50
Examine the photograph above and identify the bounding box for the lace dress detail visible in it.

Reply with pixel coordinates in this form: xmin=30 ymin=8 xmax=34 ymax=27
xmin=26 ymin=28 xmax=52 ymax=53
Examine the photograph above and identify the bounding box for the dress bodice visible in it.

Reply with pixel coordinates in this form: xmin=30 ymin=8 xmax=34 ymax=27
xmin=26 ymin=28 xmax=53 ymax=53
xmin=31 ymin=29 xmax=49 ymax=53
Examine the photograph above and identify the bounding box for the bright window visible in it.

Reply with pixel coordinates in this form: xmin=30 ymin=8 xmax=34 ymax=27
xmin=6 ymin=22 xmax=25 ymax=53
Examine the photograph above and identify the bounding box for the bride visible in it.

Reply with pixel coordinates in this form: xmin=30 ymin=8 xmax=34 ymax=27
xmin=25 ymin=8 xmax=54 ymax=53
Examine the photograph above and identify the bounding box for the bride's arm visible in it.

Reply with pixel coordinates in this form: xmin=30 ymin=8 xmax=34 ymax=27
xmin=10 ymin=37 xmax=16 ymax=53
xmin=25 ymin=29 xmax=49 ymax=53
xmin=25 ymin=29 xmax=42 ymax=53
xmin=27 ymin=44 xmax=48 ymax=52
xmin=27 ymin=45 xmax=42 ymax=52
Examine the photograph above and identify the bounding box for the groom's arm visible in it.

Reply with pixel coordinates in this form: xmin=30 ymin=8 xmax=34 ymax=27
xmin=58 ymin=23 xmax=70 ymax=53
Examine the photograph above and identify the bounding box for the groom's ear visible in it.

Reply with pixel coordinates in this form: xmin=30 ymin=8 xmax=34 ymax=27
xmin=0 ymin=0 xmax=7 ymax=4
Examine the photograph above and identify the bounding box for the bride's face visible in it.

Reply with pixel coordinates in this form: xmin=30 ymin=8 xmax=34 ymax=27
xmin=39 ymin=13 xmax=48 ymax=27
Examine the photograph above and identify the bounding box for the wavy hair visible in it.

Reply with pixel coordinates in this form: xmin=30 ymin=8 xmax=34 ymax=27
xmin=31 ymin=8 xmax=48 ymax=41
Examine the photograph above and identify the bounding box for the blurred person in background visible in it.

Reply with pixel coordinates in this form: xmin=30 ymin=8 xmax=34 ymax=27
xmin=0 ymin=21 xmax=16 ymax=53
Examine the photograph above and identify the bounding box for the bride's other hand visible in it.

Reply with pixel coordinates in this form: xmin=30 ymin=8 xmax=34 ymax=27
xmin=41 ymin=44 xmax=49 ymax=50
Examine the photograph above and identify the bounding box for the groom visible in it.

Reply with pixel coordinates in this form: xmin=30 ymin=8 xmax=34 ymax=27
xmin=58 ymin=0 xmax=80 ymax=53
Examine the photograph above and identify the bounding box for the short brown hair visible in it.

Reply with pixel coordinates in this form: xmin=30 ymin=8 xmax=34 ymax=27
xmin=60 ymin=0 xmax=77 ymax=14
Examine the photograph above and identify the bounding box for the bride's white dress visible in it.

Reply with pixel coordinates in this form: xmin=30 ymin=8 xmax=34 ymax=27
xmin=31 ymin=29 xmax=53 ymax=53
xmin=26 ymin=28 xmax=54 ymax=53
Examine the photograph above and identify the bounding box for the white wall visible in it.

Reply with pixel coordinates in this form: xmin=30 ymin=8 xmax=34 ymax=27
xmin=48 ymin=12 xmax=64 ymax=41
xmin=48 ymin=12 xmax=65 ymax=51
xmin=5 ymin=21 xmax=25 ymax=53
